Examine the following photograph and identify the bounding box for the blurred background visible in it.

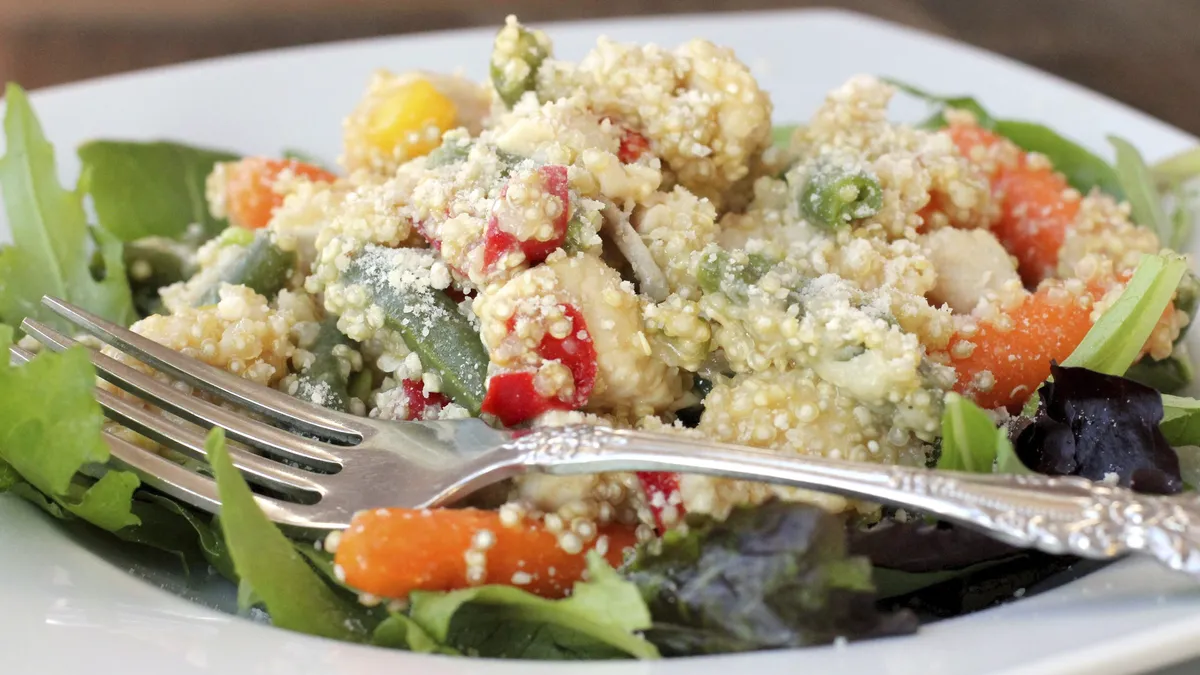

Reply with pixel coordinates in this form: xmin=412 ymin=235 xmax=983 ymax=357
xmin=0 ymin=0 xmax=1197 ymax=134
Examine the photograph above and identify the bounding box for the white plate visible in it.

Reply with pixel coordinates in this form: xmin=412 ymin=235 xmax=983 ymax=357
xmin=2 ymin=8 xmax=1199 ymax=674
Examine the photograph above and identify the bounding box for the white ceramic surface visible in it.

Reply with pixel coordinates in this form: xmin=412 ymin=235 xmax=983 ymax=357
xmin=2 ymin=9 xmax=1199 ymax=674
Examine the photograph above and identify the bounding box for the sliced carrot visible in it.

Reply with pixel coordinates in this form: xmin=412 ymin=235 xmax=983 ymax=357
xmin=333 ymin=508 xmax=638 ymax=600
xmin=949 ymin=286 xmax=1095 ymax=410
xmin=947 ymin=124 xmax=1079 ymax=286
xmin=223 ymin=157 xmax=337 ymax=230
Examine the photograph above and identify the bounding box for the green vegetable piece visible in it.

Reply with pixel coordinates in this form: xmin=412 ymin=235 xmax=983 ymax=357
xmin=1126 ymin=347 xmax=1195 ymax=394
xmin=0 ymin=325 xmax=143 ymax=530
xmin=123 ymin=236 xmax=198 ymax=316
xmin=117 ymin=492 xmax=236 ymax=579
xmin=563 ymin=211 xmax=589 ymax=253
xmin=623 ymin=501 xmax=914 ymax=655
xmin=195 ymin=230 xmax=296 ymax=306
xmin=77 ymin=139 xmax=239 ymax=242
xmin=208 ymin=427 xmax=371 ymax=642
xmin=1150 ymin=148 xmax=1200 ymax=250
xmin=0 ymin=84 xmax=137 ymax=332
xmin=799 ymin=164 xmax=883 ymax=229
xmin=425 ymin=136 xmax=473 ymax=167
xmin=408 ymin=553 xmax=659 ymax=659
xmin=696 ymin=247 xmax=775 ymax=304
xmin=293 ymin=317 xmax=355 ymax=413
xmin=937 ymin=392 xmax=1030 ymax=474
xmin=490 ymin=20 xmax=551 ymax=108
xmin=1062 ymin=253 xmax=1187 ymax=375
xmin=770 ymin=124 xmax=798 ymax=149
xmin=342 ymin=246 xmax=488 ymax=414
xmin=1109 ymin=135 xmax=1171 ymax=243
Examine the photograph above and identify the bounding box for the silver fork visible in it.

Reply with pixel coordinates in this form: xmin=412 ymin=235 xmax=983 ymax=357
xmin=12 ymin=295 xmax=1200 ymax=578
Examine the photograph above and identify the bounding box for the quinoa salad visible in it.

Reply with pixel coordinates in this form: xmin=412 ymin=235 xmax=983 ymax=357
xmin=3 ymin=15 xmax=1200 ymax=660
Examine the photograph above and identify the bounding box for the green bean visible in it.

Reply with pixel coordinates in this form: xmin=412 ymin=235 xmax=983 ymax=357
xmin=799 ymin=164 xmax=883 ymax=229
xmin=293 ymin=317 xmax=356 ymax=413
xmin=195 ymin=231 xmax=296 ymax=306
xmin=342 ymin=247 xmax=488 ymax=414
xmin=490 ymin=21 xmax=550 ymax=108
xmin=696 ymin=247 xmax=775 ymax=304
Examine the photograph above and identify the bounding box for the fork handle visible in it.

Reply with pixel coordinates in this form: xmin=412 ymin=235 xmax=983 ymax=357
xmin=505 ymin=425 xmax=1200 ymax=577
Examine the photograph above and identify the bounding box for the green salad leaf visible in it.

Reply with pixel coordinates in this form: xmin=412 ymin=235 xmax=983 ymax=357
xmin=78 ymin=140 xmax=238 ymax=243
xmin=1150 ymin=148 xmax=1200 ymax=250
xmin=207 ymin=428 xmax=371 ymax=642
xmin=887 ymin=80 xmax=1123 ymax=198
xmin=937 ymin=393 xmax=1030 ymax=474
xmin=1062 ymin=253 xmax=1187 ymax=375
xmin=282 ymin=148 xmax=329 ymax=170
xmin=0 ymin=325 xmax=141 ymax=530
xmin=0 ymin=84 xmax=136 ymax=332
xmin=1110 ymin=135 xmax=1172 ymax=244
xmin=407 ymin=554 xmax=659 ymax=660
xmin=373 ymin=612 xmax=452 ymax=653
xmin=770 ymin=125 xmax=797 ymax=149
xmin=623 ymin=501 xmax=917 ymax=655
xmin=1160 ymin=394 xmax=1200 ymax=446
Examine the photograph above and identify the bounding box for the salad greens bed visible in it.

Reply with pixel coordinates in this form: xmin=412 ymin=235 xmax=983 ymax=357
xmin=4 ymin=77 xmax=1200 ymax=660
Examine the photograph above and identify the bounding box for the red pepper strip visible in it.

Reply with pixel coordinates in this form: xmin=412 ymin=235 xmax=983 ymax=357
xmin=483 ymin=164 xmax=571 ymax=270
xmin=637 ymin=471 xmax=682 ymax=532
xmin=401 ymin=379 xmax=452 ymax=421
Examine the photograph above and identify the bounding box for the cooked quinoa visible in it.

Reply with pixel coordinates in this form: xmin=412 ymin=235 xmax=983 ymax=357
xmin=114 ymin=15 xmax=1193 ymax=588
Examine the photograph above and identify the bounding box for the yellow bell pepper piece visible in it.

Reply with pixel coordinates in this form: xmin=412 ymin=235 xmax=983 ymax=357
xmin=366 ymin=79 xmax=458 ymax=158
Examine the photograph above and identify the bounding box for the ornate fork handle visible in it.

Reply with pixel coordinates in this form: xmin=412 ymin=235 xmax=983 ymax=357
xmin=503 ymin=425 xmax=1200 ymax=577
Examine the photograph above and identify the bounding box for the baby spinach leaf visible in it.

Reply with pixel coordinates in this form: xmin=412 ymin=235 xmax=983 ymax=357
xmin=882 ymin=79 xmax=995 ymax=129
xmin=407 ymin=554 xmax=658 ymax=660
xmin=207 ymin=428 xmax=371 ymax=642
xmin=78 ymin=140 xmax=238 ymax=242
xmin=0 ymin=84 xmax=136 ymax=332
xmin=623 ymin=501 xmax=917 ymax=655
xmin=1015 ymin=365 xmax=1182 ymax=494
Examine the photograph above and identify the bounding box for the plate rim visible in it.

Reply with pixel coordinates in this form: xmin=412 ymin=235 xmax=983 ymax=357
xmin=2 ymin=8 xmax=1199 ymax=675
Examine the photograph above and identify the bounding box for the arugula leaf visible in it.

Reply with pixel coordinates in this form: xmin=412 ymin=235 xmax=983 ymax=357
xmin=1063 ymin=253 xmax=1187 ymax=374
xmin=407 ymin=554 xmax=658 ymax=660
xmin=0 ymin=325 xmax=143 ymax=531
xmin=623 ymin=501 xmax=917 ymax=655
xmin=0 ymin=84 xmax=136 ymax=332
xmin=1153 ymin=147 xmax=1200 ymax=184
xmin=207 ymin=427 xmax=370 ymax=642
xmin=1109 ymin=135 xmax=1172 ymax=243
xmin=77 ymin=140 xmax=238 ymax=242
xmin=887 ymin=79 xmax=1123 ymax=197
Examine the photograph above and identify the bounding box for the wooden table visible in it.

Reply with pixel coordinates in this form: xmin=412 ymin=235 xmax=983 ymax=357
xmin=0 ymin=0 xmax=1197 ymax=134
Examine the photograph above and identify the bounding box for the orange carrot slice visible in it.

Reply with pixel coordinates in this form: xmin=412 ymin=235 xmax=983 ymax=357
xmin=223 ymin=157 xmax=337 ymax=230
xmin=949 ymin=286 xmax=1095 ymax=410
xmin=334 ymin=508 xmax=638 ymax=600
xmin=947 ymin=124 xmax=1079 ymax=286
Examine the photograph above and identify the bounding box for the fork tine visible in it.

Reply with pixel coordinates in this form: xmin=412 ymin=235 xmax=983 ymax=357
xmin=93 ymin=386 xmax=323 ymax=498
xmin=40 ymin=296 xmax=362 ymax=445
xmin=22 ymin=318 xmax=344 ymax=472
xmin=102 ymin=428 xmax=318 ymax=528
